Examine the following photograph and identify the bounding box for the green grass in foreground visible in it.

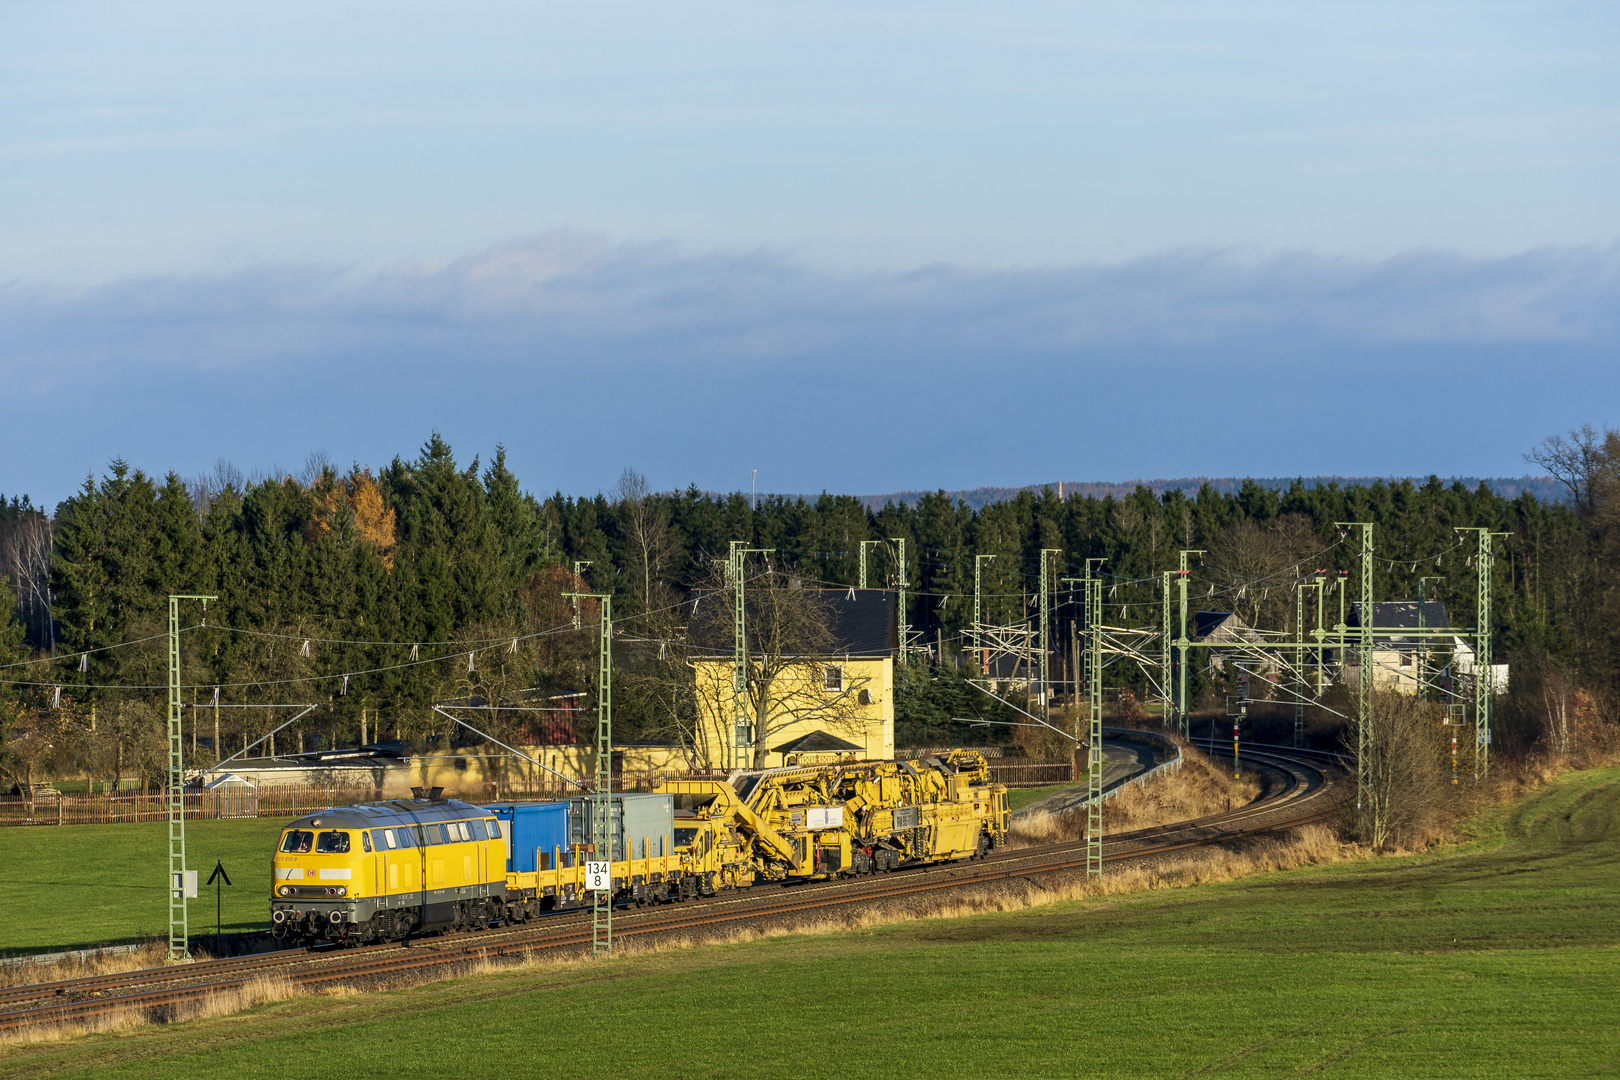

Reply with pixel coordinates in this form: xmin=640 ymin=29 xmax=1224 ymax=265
xmin=1006 ymin=783 xmax=1073 ymax=811
xmin=0 ymin=819 xmax=283 ymax=954
xmin=7 ymin=767 xmax=1619 ymax=1078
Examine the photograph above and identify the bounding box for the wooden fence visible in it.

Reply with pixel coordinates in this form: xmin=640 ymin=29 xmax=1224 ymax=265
xmin=0 ymin=789 xmax=374 ymax=827
xmin=0 ymin=772 xmax=738 ymax=827
xmin=987 ymin=761 xmax=1075 ymax=787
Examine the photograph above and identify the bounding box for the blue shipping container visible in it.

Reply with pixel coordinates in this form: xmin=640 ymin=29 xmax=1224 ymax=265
xmin=483 ymin=801 xmax=571 ymax=874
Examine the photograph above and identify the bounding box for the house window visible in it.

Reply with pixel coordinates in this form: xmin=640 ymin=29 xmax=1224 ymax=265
xmin=824 ymin=665 xmax=843 ymax=692
xmin=1400 ymin=653 xmax=1414 ymax=668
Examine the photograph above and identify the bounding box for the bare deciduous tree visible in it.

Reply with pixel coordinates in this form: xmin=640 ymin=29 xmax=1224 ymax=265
xmin=1201 ymin=514 xmax=1320 ymax=630
xmin=616 ymin=468 xmax=677 ymax=618
xmin=1526 ymin=423 xmax=1620 ymax=522
xmin=0 ymin=511 xmax=53 ymax=647
xmin=688 ymin=559 xmax=870 ymax=770
xmin=1348 ymin=690 xmax=1450 ymax=849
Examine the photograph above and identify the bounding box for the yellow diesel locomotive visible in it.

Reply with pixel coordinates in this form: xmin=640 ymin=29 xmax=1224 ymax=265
xmin=270 ymin=799 xmax=508 ymax=946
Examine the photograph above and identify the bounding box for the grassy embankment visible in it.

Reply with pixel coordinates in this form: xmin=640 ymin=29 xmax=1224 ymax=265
xmin=5 ymin=766 xmax=1617 ymax=1077
xmin=0 ymin=819 xmax=282 ymax=955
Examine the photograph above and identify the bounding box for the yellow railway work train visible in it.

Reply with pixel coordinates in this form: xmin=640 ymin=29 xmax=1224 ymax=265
xmin=268 ymin=751 xmax=1008 ymax=946
xmin=658 ymin=749 xmax=1010 ymax=894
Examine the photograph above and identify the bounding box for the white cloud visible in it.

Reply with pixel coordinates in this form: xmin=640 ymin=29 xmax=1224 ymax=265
xmin=3 ymin=236 xmax=1614 ymax=384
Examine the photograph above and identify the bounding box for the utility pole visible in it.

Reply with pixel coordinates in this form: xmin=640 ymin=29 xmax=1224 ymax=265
xmin=1336 ymin=522 xmax=1374 ymax=834
xmin=1038 ymin=549 xmax=1061 ymax=708
xmin=859 ymin=540 xmax=883 ymax=589
xmin=167 ymin=593 xmax=216 ymax=964
xmin=892 ymin=538 xmax=909 ymax=664
xmin=1294 ymin=576 xmax=1305 ymax=748
xmin=729 ymin=543 xmax=774 ymax=768
xmin=1176 ymin=550 xmax=1204 ymax=739
xmin=564 ymin=590 xmax=613 ymax=955
xmin=1061 ymin=565 xmax=1104 ymax=879
xmin=1310 ymin=572 xmax=1327 ymax=697
xmin=1160 ymin=570 xmax=1172 ymax=730
xmin=572 ymin=561 xmax=592 ymax=629
xmin=1085 ymin=570 xmax=1104 ymax=879
xmin=1455 ymin=529 xmax=1506 ymax=779
xmin=1417 ymin=576 xmax=1444 ymax=701
xmin=973 ymin=554 xmax=995 ymax=674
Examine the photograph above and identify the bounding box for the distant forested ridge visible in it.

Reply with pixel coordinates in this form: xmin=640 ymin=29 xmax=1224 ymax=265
xmin=850 ymin=475 xmax=1565 ymax=512
xmin=1 ymin=431 xmax=1616 ymax=779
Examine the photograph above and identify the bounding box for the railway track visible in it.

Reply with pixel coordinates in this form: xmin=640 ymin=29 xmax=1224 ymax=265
xmin=0 ymin=744 xmax=1348 ymax=1034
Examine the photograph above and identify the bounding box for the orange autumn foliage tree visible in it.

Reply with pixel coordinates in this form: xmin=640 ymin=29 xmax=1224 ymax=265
xmin=304 ymin=468 xmax=398 ymax=569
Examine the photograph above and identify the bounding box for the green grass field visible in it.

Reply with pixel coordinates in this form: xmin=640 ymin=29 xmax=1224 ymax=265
xmin=1006 ymin=783 xmax=1073 ymax=811
xmin=5 ymin=767 xmax=1617 ymax=1077
xmin=0 ymin=819 xmax=283 ymax=954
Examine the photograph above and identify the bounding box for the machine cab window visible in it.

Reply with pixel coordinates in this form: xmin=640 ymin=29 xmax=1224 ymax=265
xmin=315 ymin=831 xmax=351 ymax=854
xmin=280 ymin=830 xmax=314 ymax=853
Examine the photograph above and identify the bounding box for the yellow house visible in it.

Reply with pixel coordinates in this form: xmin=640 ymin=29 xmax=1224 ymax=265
xmin=691 ymin=588 xmax=898 ymax=772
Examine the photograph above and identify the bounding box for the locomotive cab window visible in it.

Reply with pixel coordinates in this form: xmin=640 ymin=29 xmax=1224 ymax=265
xmin=467 ymin=818 xmax=488 ymax=841
xmin=280 ymin=830 xmax=313 ymax=853
xmin=487 ymin=820 xmax=502 ymax=839
xmin=383 ymin=829 xmax=398 ymax=849
xmin=673 ymin=827 xmax=700 ymax=847
xmin=362 ymin=832 xmax=372 ymax=853
xmin=315 ymin=831 xmax=351 ymax=854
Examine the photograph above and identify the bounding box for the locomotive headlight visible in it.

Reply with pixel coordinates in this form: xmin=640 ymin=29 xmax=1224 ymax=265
xmin=278 ymin=885 xmax=293 ymax=896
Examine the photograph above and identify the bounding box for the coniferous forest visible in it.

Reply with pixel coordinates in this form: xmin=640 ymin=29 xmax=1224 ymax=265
xmin=2 ymin=428 xmax=1617 ymax=790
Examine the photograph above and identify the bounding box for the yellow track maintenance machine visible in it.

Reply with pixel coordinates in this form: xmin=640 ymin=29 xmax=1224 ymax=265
xmin=656 ymin=750 xmax=1009 ymax=897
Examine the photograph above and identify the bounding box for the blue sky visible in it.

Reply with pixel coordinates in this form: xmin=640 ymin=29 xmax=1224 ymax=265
xmin=2 ymin=2 xmax=1617 ymax=505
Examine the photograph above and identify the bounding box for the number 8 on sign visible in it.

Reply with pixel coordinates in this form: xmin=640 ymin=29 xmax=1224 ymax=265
xmin=586 ymin=861 xmax=610 ymax=891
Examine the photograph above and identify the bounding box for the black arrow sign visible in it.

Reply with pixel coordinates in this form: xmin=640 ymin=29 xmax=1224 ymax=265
xmin=208 ymin=860 xmax=231 ymax=955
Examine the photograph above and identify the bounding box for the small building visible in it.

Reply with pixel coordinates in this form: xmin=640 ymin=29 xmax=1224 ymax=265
xmin=1192 ymin=611 xmax=1277 ymax=678
xmin=197 ymin=743 xmax=412 ymax=793
xmin=202 ymin=772 xmax=259 ymax=818
xmin=691 ymin=588 xmax=897 ymax=772
xmin=1344 ymin=601 xmax=1505 ymax=696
